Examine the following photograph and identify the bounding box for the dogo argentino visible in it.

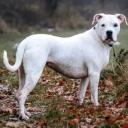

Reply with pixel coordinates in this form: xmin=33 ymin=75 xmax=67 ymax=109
xmin=3 ymin=13 xmax=128 ymax=120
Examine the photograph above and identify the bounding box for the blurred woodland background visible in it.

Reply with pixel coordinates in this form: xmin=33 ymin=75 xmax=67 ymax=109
xmin=0 ymin=0 xmax=128 ymax=32
xmin=0 ymin=1 xmax=128 ymax=127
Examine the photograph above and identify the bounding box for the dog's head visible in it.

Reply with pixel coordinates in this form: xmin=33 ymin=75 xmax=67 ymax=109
xmin=92 ymin=13 xmax=128 ymax=46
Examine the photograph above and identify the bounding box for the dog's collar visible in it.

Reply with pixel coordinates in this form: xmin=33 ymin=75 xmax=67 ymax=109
xmin=108 ymin=44 xmax=113 ymax=47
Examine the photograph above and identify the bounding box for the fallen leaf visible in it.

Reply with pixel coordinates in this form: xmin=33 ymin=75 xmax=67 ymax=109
xmin=68 ymin=118 xmax=79 ymax=126
xmin=35 ymin=120 xmax=47 ymax=128
xmin=6 ymin=121 xmax=21 ymax=128
xmin=85 ymin=118 xmax=92 ymax=123
xmin=104 ymin=79 xmax=113 ymax=89
xmin=122 ymin=124 xmax=128 ymax=128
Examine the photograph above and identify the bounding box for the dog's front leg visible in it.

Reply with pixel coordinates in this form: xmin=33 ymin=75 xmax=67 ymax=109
xmin=89 ymin=72 xmax=100 ymax=106
xmin=78 ymin=77 xmax=89 ymax=105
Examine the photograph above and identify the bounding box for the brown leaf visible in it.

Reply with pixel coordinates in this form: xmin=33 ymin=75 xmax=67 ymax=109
xmin=68 ymin=118 xmax=79 ymax=126
xmin=0 ymin=107 xmax=13 ymax=114
xmin=6 ymin=107 xmax=13 ymax=114
xmin=58 ymin=79 xmax=66 ymax=86
xmin=122 ymin=124 xmax=128 ymax=128
xmin=27 ymin=107 xmax=42 ymax=113
xmin=35 ymin=120 xmax=47 ymax=128
xmin=104 ymin=79 xmax=113 ymax=89
xmin=85 ymin=118 xmax=92 ymax=124
xmin=63 ymin=95 xmax=74 ymax=102
xmin=0 ymin=94 xmax=7 ymax=100
xmin=6 ymin=121 xmax=20 ymax=128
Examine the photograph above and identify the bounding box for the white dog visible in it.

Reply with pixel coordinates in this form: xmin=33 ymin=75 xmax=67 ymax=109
xmin=3 ymin=13 xmax=128 ymax=120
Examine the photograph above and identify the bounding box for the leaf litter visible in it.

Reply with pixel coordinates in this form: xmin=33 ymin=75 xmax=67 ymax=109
xmin=0 ymin=66 xmax=127 ymax=128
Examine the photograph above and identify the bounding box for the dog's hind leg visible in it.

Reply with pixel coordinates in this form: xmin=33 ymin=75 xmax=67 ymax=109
xmin=17 ymin=65 xmax=29 ymax=117
xmin=18 ymin=56 xmax=47 ymax=120
xmin=18 ymin=70 xmax=43 ymax=120
xmin=16 ymin=63 xmax=32 ymax=117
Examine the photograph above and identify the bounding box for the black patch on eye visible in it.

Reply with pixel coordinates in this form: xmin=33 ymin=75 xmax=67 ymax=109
xmin=101 ymin=24 xmax=105 ymax=27
xmin=114 ymin=23 xmax=118 ymax=27
xmin=93 ymin=27 xmax=95 ymax=29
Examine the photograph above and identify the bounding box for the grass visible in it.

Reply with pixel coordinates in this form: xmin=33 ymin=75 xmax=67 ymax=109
xmin=118 ymin=28 xmax=128 ymax=48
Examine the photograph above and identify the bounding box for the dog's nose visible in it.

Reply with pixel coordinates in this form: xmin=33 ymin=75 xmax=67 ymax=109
xmin=106 ymin=30 xmax=113 ymax=38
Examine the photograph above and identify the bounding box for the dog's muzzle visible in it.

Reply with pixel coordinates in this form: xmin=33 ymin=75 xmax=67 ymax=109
xmin=106 ymin=30 xmax=113 ymax=42
xmin=103 ymin=30 xmax=115 ymax=47
xmin=103 ymin=39 xmax=115 ymax=47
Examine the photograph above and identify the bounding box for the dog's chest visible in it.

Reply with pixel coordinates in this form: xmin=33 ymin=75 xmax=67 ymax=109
xmin=98 ymin=48 xmax=110 ymax=69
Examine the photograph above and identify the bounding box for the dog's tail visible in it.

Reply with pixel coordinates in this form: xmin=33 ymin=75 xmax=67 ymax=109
xmin=3 ymin=43 xmax=25 ymax=72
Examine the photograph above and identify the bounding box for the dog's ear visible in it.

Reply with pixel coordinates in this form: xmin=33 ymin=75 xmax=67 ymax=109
xmin=115 ymin=14 xmax=128 ymax=25
xmin=92 ymin=13 xmax=104 ymax=25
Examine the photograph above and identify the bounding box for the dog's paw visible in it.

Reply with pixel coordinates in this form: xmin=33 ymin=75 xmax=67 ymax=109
xmin=25 ymin=111 xmax=31 ymax=117
xmin=19 ymin=113 xmax=29 ymax=120
xmin=94 ymin=102 xmax=99 ymax=107
xmin=91 ymin=95 xmax=94 ymax=103
xmin=78 ymin=101 xmax=83 ymax=106
xmin=77 ymin=99 xmax=84 ymax=106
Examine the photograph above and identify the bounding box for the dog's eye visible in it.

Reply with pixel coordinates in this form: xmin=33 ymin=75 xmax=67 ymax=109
xmin=114 ymin=23 xmax=118 ymax=27
xmin=101 ymin=24 xmax=105 ymax=27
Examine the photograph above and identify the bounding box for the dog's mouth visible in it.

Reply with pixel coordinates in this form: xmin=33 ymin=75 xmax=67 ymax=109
xmin=104 ymin=38 xmax=114 ymax=43
xmin=103 ymin=38 xmax=116 ymax=47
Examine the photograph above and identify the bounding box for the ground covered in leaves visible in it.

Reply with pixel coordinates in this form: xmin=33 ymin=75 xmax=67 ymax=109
xmin=0 ymin=61 xmax=128 ymax=128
